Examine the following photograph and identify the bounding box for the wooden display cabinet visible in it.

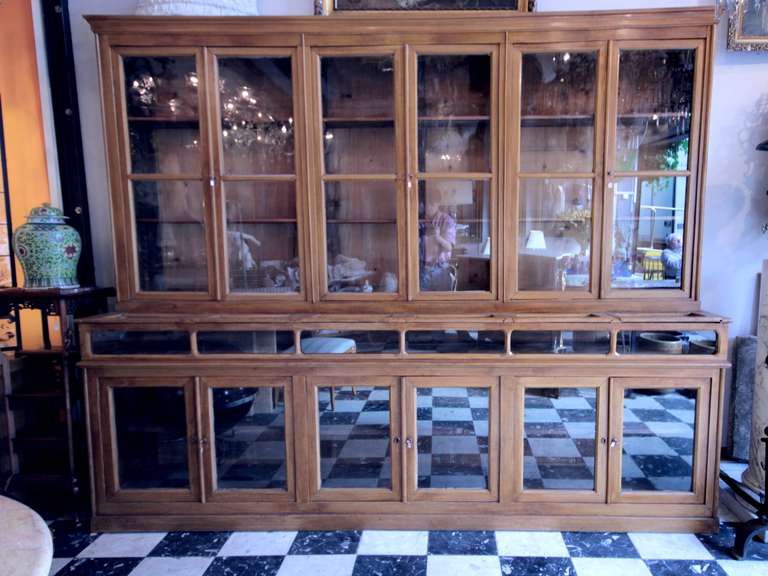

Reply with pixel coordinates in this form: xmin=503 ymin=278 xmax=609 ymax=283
xmin=82 ymin=8 xmax=727 ymax=532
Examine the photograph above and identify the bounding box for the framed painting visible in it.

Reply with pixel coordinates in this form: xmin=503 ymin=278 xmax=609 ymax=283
xmin=317 ymin=0 xmax=533 ymax=15
xmin=729 ymin=0 xmax=768 ymax=51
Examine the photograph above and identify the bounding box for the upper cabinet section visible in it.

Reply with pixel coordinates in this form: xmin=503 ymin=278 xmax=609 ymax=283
xmin=91 ymin=9 xmax=715 ymax=311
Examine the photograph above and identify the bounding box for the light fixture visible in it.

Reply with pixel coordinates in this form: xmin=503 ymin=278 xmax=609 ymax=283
xmin=525 ymin=230 xmax=547 ymax=250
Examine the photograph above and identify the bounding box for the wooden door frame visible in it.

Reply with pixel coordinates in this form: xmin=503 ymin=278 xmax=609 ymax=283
xmin=507 ymin=376 xmax=608 ymax=504
xmin=600 ymin=39 xmax=706 ymax=301
xmin=98 ymin=376 xmax=202 ymax=503
xmin=607 ymin=376 xmax=710 ymax=505
xmin=200 ymin=376 xmax=296 ymax=503
xmin=404 ymin=376 xmax=499 ymax=502
xmin=306 ymin=376 xmax=403 ymax=502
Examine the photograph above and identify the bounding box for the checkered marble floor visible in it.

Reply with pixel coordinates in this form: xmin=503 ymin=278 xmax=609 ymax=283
xmin=49 ymin=522 xmax=768 ymax=576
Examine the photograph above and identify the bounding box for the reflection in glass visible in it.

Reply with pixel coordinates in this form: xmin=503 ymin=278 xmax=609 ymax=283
xmin=511 ymin=331 xmax=610 ymax=355
xmin=198 ymin=331 xmax=294 ymax=354
xmin=300 ymin=331 xmax=399 ymax=354
xmin=611 ymin=176 xmax=687 ymax=289
xmin=617 ymin=50 xmax=695 ymax=172
xmin=113 ymin=387 xmax=189 ymax=489
xmin=419 ymin=180 xmax=491 ymax=292
xmin=417 ymin=387 xmax=489 ymax=489
xmin=405 ymin=331 xmax=505 ymax=354
xmin=317 ymin=386 xmax=392 ymax=489
xmin=212 ymin=387 xmax=287 ymax=490
xmin=322 ymin=57 xmax=395 ymax=175
xmin=418 ymin=54 xmax=491 ymax=173
xmin=225 ymin=181 xmax=299 ymax=294
xmin=621 ymin=388 xmax=696 ymax=492
xmin=217 ymin=57 xmax=294 ymax=175
xmin=133 ymin=180 xmax=208 ymax=292
xmin=124 ymin=56 xmax=201 ymax=175
xmin=523 ymin=387 xmax=597 ymax=490
xmin=325 ymin=181 xmax=398 ymax=294
xmin=617 ymin=330 xmax=717 ymax=355
xmin=521 ymin=51 xmax=597 ymax=173
xmin=518 ymin=179 xmax=592 ymax=291
xmin=92 ymin=331 xmax=190 ymax=355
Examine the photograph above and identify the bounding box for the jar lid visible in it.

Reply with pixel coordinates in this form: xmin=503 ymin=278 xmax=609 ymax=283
xmin=26 ymin=203 xmax=67 ymax=224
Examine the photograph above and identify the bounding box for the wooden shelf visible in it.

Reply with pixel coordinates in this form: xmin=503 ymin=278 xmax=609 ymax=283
xmin=128 ymin=115 xmax=198 ymax=123
xmin=323 ymin=117 xmax=394 ymax=124
xmin=327 ymin=219 xmax=396 ymax=224
xmin=419 ymin=115 xmax=490 ymax=122
xmin=228 ymin=218 xmax=298 ymax=224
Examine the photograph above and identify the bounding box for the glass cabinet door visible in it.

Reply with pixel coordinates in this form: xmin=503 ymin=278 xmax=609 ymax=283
xmin=212 ymin=51 xmax=303 ymax=297
xmin=308 ymin=377 xmax=402 ymax=501
xmin=317 ymin=50 xmax=404 ymax=298
xmin=606 ymin=43 xmax=701 ymax=295
xmin=201 ymin=378 xmax=294 ymax=502
xmin=512 ymin=377 xmax=607 ymax=503
xmin=608 ymin=377 xmax=710 ymax=504
xmin=513 ymin=45 xmax=603 ymax=297
xmin=414 ymin=50 xmax=496 ymax=297
xmin=405 ymin=377 xmax=498 ymax=501
xmin=120 ymin=51 xmax=213 ymax=295
xmin=101 ymin=378 xmax=200 ymax=502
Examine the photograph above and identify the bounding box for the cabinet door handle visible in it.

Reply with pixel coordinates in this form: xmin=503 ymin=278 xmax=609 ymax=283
xmin=405 ymin=437 xmax=414 ymax=449
xmin=393 ymin=436 xmax=401 ymax=445
xmin=609 ymin=438 xmax=618 ymax=448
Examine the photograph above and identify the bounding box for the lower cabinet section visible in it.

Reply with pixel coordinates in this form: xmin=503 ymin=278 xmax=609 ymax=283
xmin=85 ymin=367 xmax=724 ymax=532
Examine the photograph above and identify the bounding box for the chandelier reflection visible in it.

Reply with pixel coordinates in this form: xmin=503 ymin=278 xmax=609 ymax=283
xmin=220 ymin=78 xmax=294 ymax=151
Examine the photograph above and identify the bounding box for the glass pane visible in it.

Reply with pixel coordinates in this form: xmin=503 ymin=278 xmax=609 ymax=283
xmin=417 ymin=387 xmax=489 ymax=489
xmin=133 ymin=180 xmax=208 ymax=292
xmin=113 ymin=387 xmax=189 ymax=489
xmin=325 ymin=181 xmax=398 ymax=294
xmin=617 ymin=49 xmax=695 ymax=172
xmin=418 ymin=54 xmax=491 ymax=173
xmin=518 ymin=179 xmax=592 ymax=291
xmin=300 ymin=331 xmax=400 ymax=354
xmin=418 ymin=180 xmax=491 ymax=292
xmin=523 ymin=387 xmax=597 ymax=491
xmin=622 ymin=388 xmax=697 ymax=492
xmin=322 ymin=57 xmax=395 ymax=175
xmin=212 ymin=387 xmax=287 ymax=490
xmin=218 ymin=57 xmax=294 ymax=175
xmin=317 ymin=386 xmax=392 ymax=489
xmin=335 ymin=0 xmax=519 ymax=8
xmin=617 ymin=330 xmax=717 ymax=355
xmin=611 ymin=176 xmax=687 ymax=289
xmin=92 ymin=331 xmax=190 ymax=355
xmin=225 ymin=181 xmax=299 ymax=294
xmin=521 ymin=51 xmax=597 ymax=173
xmin=198 ymin=331 xmax=294 ymax=354
xmin=511 ymin=331 xmax=610 ymax=354
xmin=405 ymin=330 xmax=505 ymax=354
xmin=124 ymin=56 xmax=201 ymax=175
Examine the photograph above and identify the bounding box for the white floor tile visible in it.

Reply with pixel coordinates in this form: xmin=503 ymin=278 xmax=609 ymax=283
xmin=357 ymin=531 xmax=429 ymax=555
xmin=49 ymin=558 xmax=70 ymax=575
xmin=217 ymin=531 xmax=297 ymax=557
xmin=128 ymin=557 xmax=212 ymax=576
xmin=276 ymin=555 xmax=356 ymax=576
xmin=77 ymin=533 xmax=167 ymax=558
xmin=718 ymin=560 xmax=768 ymax=576
xmin=495 ymin=531 xmax=568 ymax=557
xmin=629 ymin=533 xmax=712 ymax=560
xmin=427 ymin=555 xmax=501 ymax=576
xmin=572 ymin=558 xmax=652 ymax=576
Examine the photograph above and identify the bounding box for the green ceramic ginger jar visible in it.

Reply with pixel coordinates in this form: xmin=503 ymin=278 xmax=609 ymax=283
xmin=13 ymin=203 xmax=81 ymax=289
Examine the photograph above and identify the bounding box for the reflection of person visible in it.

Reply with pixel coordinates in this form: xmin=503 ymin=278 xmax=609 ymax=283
xmin=661 ymin=232 xmax=683 ymax=280
xmin=420 ymin=198 xmax=457 ymax=291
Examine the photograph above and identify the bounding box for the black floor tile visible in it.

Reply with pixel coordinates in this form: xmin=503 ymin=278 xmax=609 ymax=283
xmin=428 ymin=530 xmax=497 ymax=555
xmin=203 ymin=556 xmax=283 ymax=576
xmin=353 ymin=555 xmax=427 ymax=576
xmin=55 ymin=558 xmax=141 ymax=576
xmin=288 ymin=530 xmax=361 ymax=555
xmin=562 ymin=532 xmax=639 ymax=558
xmin=149 ymin=532 xmax=232 ymax=557
xmin=500 ymin=557 xmax=574 ymax=576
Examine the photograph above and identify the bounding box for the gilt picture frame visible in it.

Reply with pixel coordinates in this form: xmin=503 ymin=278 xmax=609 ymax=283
xmin=316 ymin=0 xmax=534 ymax=15
xmin=729 ymin=0 xmax=768 ymax=52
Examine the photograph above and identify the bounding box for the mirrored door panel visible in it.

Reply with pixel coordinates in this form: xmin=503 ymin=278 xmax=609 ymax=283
xmin=101 ymin=378 xmax=200 ymax=502
xmin=120 ymin=51 xmax=213 ymax=296
xmin=609 ymin=378 xmax=710 ymax=504
xmin=406 ymin=377 xmax=498 ymax=502
xmin=202 ymin=378 xmax=294 ymax=502
xmin=318 ymin=52 xmax=404 ymax=298
xmin=308 ymin=377 xmax=401 ymax=501
xmin=414 ymin=50 xmax=496 ymax=298
xmin=514 ymin=46 xmax=602 ymax=298
xmin=213 ymin=52 xmax=304 ymax=297
xmin=607 ymin=45 xmax=700 ymax=295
